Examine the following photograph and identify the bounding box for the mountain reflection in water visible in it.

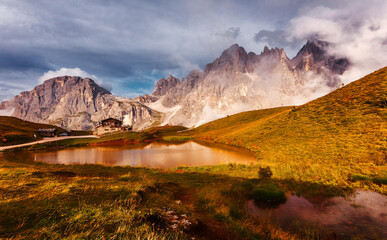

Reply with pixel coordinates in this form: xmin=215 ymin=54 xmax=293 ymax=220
xmin=247 ymin=190 xmax=387 ymax=239
xmin=32 ymin=141 xmax=256 ymax=168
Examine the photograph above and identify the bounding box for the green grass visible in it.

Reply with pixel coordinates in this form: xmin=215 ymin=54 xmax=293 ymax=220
xmin=144 ymin=125 xmax=188 ymax=136
xmin=349 ymin=174 xmax=373 ymax=182
xmin=349 ymin=174 xmax=387 ymax=185
xmin=162 ymin=136 xmax=195 ymax=141
xmin=0 ymin=117 xmax=66 ymax=146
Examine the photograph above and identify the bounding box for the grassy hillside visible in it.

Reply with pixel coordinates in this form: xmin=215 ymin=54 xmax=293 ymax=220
xmin=182 ymin=67 xmax=387 ymax=192
xmin=0 ymin=117 xmax=66 ymax=146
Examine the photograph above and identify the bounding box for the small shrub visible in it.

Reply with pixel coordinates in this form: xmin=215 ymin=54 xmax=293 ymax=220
xmin=252 ymin=183 xmax=286 ymax=204
xmin=373 ymin=176 xmax=387 ymax=185
xmin=258 ymin=166 xmax=273 ymax=180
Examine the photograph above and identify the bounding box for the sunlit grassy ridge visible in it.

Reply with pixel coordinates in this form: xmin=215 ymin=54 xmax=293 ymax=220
xmin=181 ymin=67 xmax=387 ymax=192
xmin=190 ymin=67 xmax=386 ymax=163
xmin=0 ymin=117 xmax=66 ymax=146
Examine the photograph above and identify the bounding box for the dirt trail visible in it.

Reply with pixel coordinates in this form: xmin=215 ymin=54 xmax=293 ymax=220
xmin=0 ymin=135 xmax=99 ymax=151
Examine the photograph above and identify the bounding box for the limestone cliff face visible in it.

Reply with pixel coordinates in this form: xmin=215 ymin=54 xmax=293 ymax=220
xmin=0 ymin=76 xmax=161 ymax=130
xmin=152 ymin=75 xmax=180 ymax=96
xmin=142 ymin=40 xmax=350 ymax=127
xmin=133 ymin=94 xmax=159 ymax=104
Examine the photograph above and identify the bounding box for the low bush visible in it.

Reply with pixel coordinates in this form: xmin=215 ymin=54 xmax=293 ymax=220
xmin=252 ymin=182 xmax=286 ymax=204
xmin=373 ymin=176 xmax=387 ymax=185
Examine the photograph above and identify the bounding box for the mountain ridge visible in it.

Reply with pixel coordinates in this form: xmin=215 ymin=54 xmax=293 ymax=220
xmin=139 ymin=39 xmax=350 ymax=127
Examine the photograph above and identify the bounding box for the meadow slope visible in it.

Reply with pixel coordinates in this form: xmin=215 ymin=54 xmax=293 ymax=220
xmin=184 ymin=67 xmax=387 ymax=192
xmin=0 ymin=117 xmax=67 ymax=146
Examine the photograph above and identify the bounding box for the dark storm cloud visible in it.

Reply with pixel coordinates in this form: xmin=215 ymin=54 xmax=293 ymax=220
xmin=0 ymin=0 xmax=385 ymax=101
xmin=0 ymin=50 xmax=50 ymax=71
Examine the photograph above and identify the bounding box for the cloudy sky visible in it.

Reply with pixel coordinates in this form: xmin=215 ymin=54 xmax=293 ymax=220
xmin=0 ymin=0 xmax=386 ymax=101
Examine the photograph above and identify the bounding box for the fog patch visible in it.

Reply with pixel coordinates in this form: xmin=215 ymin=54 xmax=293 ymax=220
xmin=287 ymin=1 xmax=387 ymax=84
xmin=195 ymin=104 xmax=225 ymax=127
xmin=216 ymin=27 xmax=241 ymax=40
xmin=0 ymin=107 xmax=14 ymax=116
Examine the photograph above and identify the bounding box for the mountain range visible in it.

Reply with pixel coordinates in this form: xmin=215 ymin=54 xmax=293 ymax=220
xmin=0 ymin=76 xmax=162 ymax=130
xmin=137 ymin=39 xmax=349 ymax=127
xmin=0 ymin=39 xmax=350 ymax=130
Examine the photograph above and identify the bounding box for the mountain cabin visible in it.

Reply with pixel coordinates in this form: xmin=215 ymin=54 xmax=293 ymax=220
xmin=94 ymin=118 xmax=132 ymax=135
xmin=37 ymin=128 xmax=57 ymax=137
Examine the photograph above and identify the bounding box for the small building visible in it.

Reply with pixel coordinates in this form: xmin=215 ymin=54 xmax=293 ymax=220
xmin=37 ymin=128 xmax=57 ymax=137
xmin=94 ymin=118 xmax=131 ymax=135
xmin=101 ymin=118 xmax=122 ymax=128
xmin=59 ymin=132 xmax=69 ymax=136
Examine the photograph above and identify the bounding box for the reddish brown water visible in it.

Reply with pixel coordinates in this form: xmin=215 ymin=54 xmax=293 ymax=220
xmin=247 ymin=190 xmax=387 ymax=239
xmin=30 ymin=141 xmax=256 ymax=168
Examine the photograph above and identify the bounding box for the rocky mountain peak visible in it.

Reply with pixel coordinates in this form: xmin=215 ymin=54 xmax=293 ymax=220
xmin=41 ymin=76 xmax=111 ymax=96
xmin=220 ymin=44 xmax=248 ymax=63
xmin=262 ymin=46 xmax=270 ymax=54
xmin=260 ymin=46 xmax=287 ymax=59
xmin=295 ymin=39 xmax=327 ymax=63
xmin=291 ymin=39 xmax=350 ymax=74
xmin=222 ymin=44 xmax=247 ymax=58
xmin=152 ymin=75 xmax=180 ymax=96
xmin=204 ymin=44 xmax=248 ymax=74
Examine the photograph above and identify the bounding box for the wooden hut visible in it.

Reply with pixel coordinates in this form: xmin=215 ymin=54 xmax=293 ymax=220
xmin=37 ymin=128 xmax=57 ymax=137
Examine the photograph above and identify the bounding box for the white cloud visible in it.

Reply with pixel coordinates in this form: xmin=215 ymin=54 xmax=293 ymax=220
xmin=38 ymin=67 xmax=99 ymax=83
xmin=288 ymin=1 xmax=387 ymax=83
xmin=0 ymin=4 xmax=36 ymax=27
xmin=38 ymin=67 xmax=112 ymax=91
xmin=0 ymin=107 xmax=14 ymax=116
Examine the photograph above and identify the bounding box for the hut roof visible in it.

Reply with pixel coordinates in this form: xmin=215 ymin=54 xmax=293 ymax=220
xmin=37 ymin=128 xmax=56 ymax=132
